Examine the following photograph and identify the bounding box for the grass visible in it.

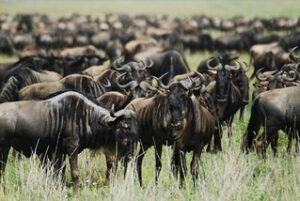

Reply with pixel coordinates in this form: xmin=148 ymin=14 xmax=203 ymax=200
xmin=0 ymin=0 xmax=299 ymax=18
xmin=1 ymin=0 xmax=300 ymax=200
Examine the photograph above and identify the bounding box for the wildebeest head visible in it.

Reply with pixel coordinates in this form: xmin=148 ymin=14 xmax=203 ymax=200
xmin=207 ymin=57 xmax=240 ymax=102
xmin=114 ymin=60 xmax=156 ymax=98
xmin=155 ymin=73 xmax=193 ymax=130
xmin=107 ymin=108 xmax=139 ymax=160
xmin=255 ymin=67 xmax=298 ymax=91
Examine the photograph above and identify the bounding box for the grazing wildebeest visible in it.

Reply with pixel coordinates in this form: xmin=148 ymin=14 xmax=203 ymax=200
xmin=126 ymin=74 xmax=215 ymax=186
xmin=243 ymin=86 xmax=300 ymax=157
xmin=0 ymin=91 xmax=139 ymax=193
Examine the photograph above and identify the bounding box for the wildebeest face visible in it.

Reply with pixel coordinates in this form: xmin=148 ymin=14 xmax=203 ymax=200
xmin=111 ymin=114 xmax=139 ymax=160
xmin=215 ymin=68 xmax=231 ymax=102
xmin=167 ymin=84 xmax=189 ymax=129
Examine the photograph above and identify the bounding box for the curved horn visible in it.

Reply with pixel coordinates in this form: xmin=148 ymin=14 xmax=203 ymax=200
xmin=115 ymin=72 xmax=138 ymax=89
xmin=255 ymin=68 xmax=268 ymax=81
xmin=289 ymin=46 xmax=300 ymax=62
xmin=113 ymin=63 xmax=132 ymax=72
xmin=193 ymin=71 xmax=205 ymax=89
xmin=224 ymin=60 xmax=241 ymax=71
xmin=146 ymin=57 xmax=154 ymax=68
xmin=152 ymin=72 xmax=171 ymax=89
xmin=111 ymin=56 xmax=125 ymax=68
xmin=103 ymin=78 xmax=112 ymax=88
xmin=206 ymin=57 xmax=222 ymax=70
xmin=282 ymin=71 xmax=298 ymax=82
xmin=139 ymin=81 xmax=157 ymax=91
xmin=194 ymin=71 xmax=205 ymax=82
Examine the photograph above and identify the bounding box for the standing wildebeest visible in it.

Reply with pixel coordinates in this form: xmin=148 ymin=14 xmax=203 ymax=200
xmin=124 ymin=39 xmax=190 ymax=83
xmin=243 ymin=86 xmax=300 ymax=156
xmin=206 ymin=58 xmax=247 ymax=150
xmin=0 ymin=67 xmax=62 ymax=103
xmin=126 ymin=74 xmax=215 ymax=186
xmin=0 ymin=91 xmax=139 ymax=193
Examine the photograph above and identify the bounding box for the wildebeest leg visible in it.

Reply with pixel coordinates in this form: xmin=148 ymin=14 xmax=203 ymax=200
xmin=69 ymin=154 xmax=80 ymax=194
xmin=179 ymin=150 xmax=187 ymax=188
xmin=270 ymin=131 xmax=279 ymax=156
xmin=172 ymin=146 xmax=187 ymax=187
xmin=190 ymin=145 xmax=204 ymax=187
xmin=104 ymin=153 xmax=117 ymax=185
xmin=53 ymin=153 xmax=66 ymax=185
xmin=213 ymin=125 xmax=222 ymax=152
xmin=136 ymin=146 xmax=148 ymax=186
xmin=227 ymin=116 xmax=234 ymax=139
xmin=0 ymin=145 xmax=10 ymax=178
xmin=154 ymin=143 xmax=162 ymax=184
xmin=261 ymin=126 xmax=278 ymax=158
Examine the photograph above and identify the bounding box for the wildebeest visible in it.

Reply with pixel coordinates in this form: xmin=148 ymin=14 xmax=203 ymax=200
xmin=0 ymin=91 xmax=139 ymax=193
xmin=243 ymin=86 xmax=300 ymax=156
xmin=205 ymin=58 xmax=247 ymax=150
xmin=18 ymin=74 xmax=108 ymax=100
xmin=0 ymin=31 xmax=16 ymax=55
xmin=252 ymin=67 xmax=298 ymax=99
xmin=126 ymin=74 xmax=215 ymax=186
xmin=123 ymin=39 xmax=190 ymax=83
xmin=0 ymin=67 xmax=62 ymax=103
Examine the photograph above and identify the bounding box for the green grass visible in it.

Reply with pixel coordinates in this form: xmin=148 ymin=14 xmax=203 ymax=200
xmin=0 ymin=0 xmax=300 ymax=17
xmin=1 ymin=0 xmax=300 ymax=200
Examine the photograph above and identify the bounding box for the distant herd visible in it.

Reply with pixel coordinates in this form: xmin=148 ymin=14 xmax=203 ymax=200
xmin=0 ymin=14 xmax=300 ymax=193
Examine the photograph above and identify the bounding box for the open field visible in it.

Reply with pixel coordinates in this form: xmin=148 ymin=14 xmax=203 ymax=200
xmin=0 ymin=0 xmax=300 ymax=200
xmin=0 ymin=0 xmax=300 ymax=17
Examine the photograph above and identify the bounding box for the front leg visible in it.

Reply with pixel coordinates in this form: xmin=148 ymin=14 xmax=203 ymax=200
xmin=69 ymin=153 xmax=80 ymax=194
xmin=104 ymin=153 xmax=117 ymax=185
xmin=190 ymin=145 xmax=204 ymax=187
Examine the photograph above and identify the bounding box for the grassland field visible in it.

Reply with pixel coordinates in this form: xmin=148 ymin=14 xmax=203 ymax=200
xmin=0 ymin=1 xmax=300 ymax=200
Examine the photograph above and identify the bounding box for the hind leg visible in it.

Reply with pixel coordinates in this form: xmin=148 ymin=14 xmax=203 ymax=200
xmin=256 ymin=126 xmax=278 ymax=157
xmin=0 ymin=145 xmax=11 ymax=178
xmin=269 ymin=131 xmax=279 ymax=156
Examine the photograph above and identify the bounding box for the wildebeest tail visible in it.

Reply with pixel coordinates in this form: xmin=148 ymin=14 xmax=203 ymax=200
xmin=242 ymin=98 xmax=262 ymax=152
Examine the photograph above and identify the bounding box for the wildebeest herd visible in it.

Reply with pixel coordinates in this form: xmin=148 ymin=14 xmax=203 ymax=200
xmin=0 ymin=14 xmax=300 ymax=193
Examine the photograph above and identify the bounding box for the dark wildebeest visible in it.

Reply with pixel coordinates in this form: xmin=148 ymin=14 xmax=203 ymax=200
xmin=252 ymin=67 xmax=298 ymax=99
xmin=243 ymin=86 xmax=300 ymax=157
xmin=0 ymin=31 xmax=16 ymax=55
xmin=206 ymin=58 xmax=247 ymax=151
xmin=124 ymin=39 xmax=190 ymax=83
xmin=126 ymin=74 xmax=215 ymax=186
xmin=0 ymin=67 xmax=62 ymax=103
xmin=0 ymin=91 xmax=139 ymax=193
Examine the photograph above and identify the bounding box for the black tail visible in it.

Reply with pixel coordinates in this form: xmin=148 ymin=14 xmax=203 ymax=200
xmin=242 ymin=99 xmax=262 ymax=152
